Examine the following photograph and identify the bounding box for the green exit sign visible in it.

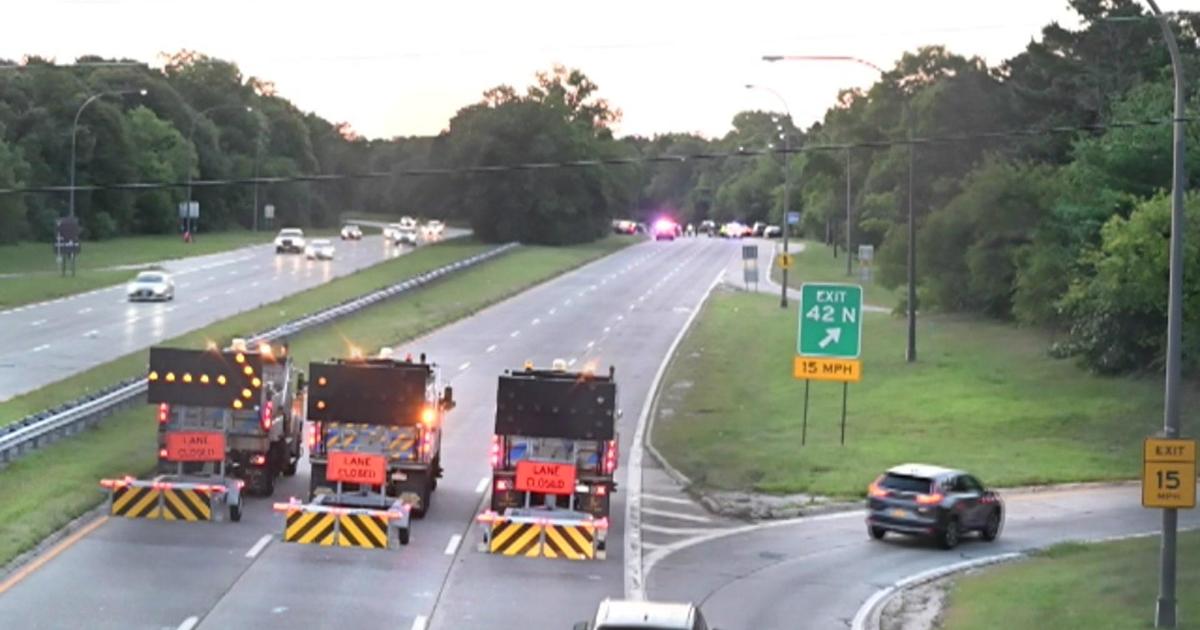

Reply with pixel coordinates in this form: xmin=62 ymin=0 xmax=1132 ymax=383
xmin=797 ymin=283 xmax=863 ymax=359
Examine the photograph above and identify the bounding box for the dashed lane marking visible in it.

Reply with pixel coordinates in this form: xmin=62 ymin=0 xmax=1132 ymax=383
xmin=475 ymin=477 xmax=489 ymax=493
xmin=641 ymin=507 xmax=714 ymax=524
xmin=486 ymin=344 xmax=497 ymax=353
xmin=177 ymin=617 xmax=199 ymax=630
xmin=459 ymin=362 xmax=471 ymax=371
xmin=245 ymin=534 xmax=272 ymax=559
xmin=32 ymin=344 xmax=50 ymax=352
xmin=510 ymin=330 xmax=520 ymax=338
xmin=444 ymin=534 xmax=463 ymax=555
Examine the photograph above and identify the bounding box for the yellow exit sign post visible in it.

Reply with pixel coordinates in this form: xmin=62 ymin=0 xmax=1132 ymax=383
xmin=1142 ymin=437 xmax=1196 ymax=509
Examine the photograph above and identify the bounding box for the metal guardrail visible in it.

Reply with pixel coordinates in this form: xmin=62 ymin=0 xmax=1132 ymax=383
xmin=0 ymin=242 xmax=518 ymax=464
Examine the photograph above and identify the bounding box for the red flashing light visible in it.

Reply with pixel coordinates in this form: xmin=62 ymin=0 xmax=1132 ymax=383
xmin=157 ymin=403 xmax=170 ymax=425
xmin=495 ymin=478 xmax=510 ymax=492
xmin=602 ymin=440 xmax=618 ymax=475
xmin=250 ymin=453 xmax=267 ymax=466
xmin=260 ymin=400 xmax=274 ymax=432
xmin=308 ymin=422 xmax=322 ymax=452
xmin=489 ymin=435 xmax=502 ymax=469
xmin=595 ymin=484 xmax=607 ymax=497
xmin=158 ymin=448 xmax=168 ymax=459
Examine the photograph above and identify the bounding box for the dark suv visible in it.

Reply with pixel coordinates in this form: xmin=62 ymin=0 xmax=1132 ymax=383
xmin=865 ymin=463 xmax=1003 ymax=549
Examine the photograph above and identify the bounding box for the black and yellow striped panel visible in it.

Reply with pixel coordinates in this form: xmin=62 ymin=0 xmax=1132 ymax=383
xmin=489 ymin=520 xmax=543 ymax=557
xmin=283 ymin=511 xmax=337 ymax=545
xmin=160 ymin=488 xmax=213 ymax=521
xmin=337 ymin=514 xmax=389 ymax=549
xmin=111 ymin=486 xmax=161 ymax=519
xmin=542 ymin=524 xmax=596 ymax=560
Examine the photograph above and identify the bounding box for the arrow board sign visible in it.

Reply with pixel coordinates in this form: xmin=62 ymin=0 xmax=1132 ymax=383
xmin=797 ymin=283 xmax=864 ymax=359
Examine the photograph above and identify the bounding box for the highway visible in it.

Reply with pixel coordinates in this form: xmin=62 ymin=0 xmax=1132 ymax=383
xmin=0 ymin=236 xmax=738 ymax=630
xmin=645 ymin=485 xmax=1200 ymax=629
xmin=0 ymin=230 xmax=465 ymax=402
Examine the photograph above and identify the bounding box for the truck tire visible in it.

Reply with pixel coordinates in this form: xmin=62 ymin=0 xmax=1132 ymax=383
xmin=229 ymin=500 xmax=243 ymax=522
xmin=410 ymin=474 xmax=433 ymax=519
xmin=397 ymin=527 xmax=410 ymax=546
xmin=282 ymin=442 xmax=298 ymax=477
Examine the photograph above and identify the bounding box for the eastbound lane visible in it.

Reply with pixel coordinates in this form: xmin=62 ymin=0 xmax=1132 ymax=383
xmin=0 ymin=230 xmax=465 ymax=401
xmin=646 ymin=484 xmax=1200 ymax=630
xmin=0 ymin=236 xmax=737 ymax=630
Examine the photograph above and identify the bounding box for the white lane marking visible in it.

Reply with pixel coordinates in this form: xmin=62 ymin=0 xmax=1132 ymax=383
xmin=589 ymin=284 xmax=597 ymax=290
xmin=444 ymin=534 xmax=463 ymax=555
xmin=82 ymin=329 xmax=98 ymax=338
xmin=567 ymin=358 xmax=577 ymax=367
xmin=617 ymin=314 xmax=624 ymax=321
xmin=531 ymin=318 xmax=540 ymax=325
xmin=642 ymin=493 xmax=696 ymax=506
xmin=78 ymin=307 xmax=93 ymax=315
xmin=603 ymin=326 xmax=611 ymax=334
xmin=177 ymin=617 xmax=200 ymax=630
xmin=549 ymin=308 xmax=557 ymax=315
xmin=641 ymin=523 xmax=729 ymax=536
xmin=486 ymin=344 xmax=497 ymax=353
xmin=628 ymin=304 xmax=636 ymax=310
xmin=197 ymin=296 xmax=209 ymax=303
xmin=475 ymin=477 xmax=489 ymax=493
xmin=412 ymin=615 xmax=429 ymax=630
xmin=641 ymin=507 xmax=714 ymax=523
xmin=510 ymin=330 xmax=520 ymax=338
xmin=31 ymin=319 xmax=46 ymax=326
xmin=250 ymin=281 xmax=260 ymax=288
xmin=564 ymin=299 xmax=572 ymax=306
xmin=33 ymin=344 xmax=50 ymax=352
xmin=458 ymin=362 xmax=471 ymax=372
xmin=245 ymin=534 xmax=272 ymax=559
xmin=850 ymin=554 xmax=1024 ymax=630
xmin=224 ymin=288 xmax=235 ymax=295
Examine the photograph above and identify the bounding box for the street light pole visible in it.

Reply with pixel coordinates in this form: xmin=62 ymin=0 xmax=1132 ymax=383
xmin=1145 ymin=1 xmax=1186 ymax=627
xmin=186 ymin=104 xmax=253 ymax=233
xmin=69 ymin=88 xmax=147 ymax=218
xmin=745 ymin=84 xmax=792 ymax=308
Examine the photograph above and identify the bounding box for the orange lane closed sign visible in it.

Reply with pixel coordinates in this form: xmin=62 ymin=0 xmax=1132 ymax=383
xmin=328 ymin=452 xmax=387 ymax=486
xmin=165 ymin=432 xmax=226 ymax=462
xmin=515 ymin=460 xmax=577 ymax=496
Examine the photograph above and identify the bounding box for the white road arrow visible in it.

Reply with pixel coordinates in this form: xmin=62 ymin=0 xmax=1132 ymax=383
xmin=818 ymin=328 xmax=842 ymax=349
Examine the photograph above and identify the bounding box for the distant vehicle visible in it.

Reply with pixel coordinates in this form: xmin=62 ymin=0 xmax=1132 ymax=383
xmin=751 ymin=222 xmax=767 ymax=236
xmin=399 ymin=216 xmax=418 ymax=230
xmin=126 ymin=270 xmax=174 ymax=302
xmin=652 ymin=219 xmax=678 ymax=241
xmin=274 ymin=228 xmax=306 ymax=254
xmin=699 ymin=220 xmax=717 ymax=236
xmin=613 ymin=220 xmax=638 ymax=235
xmin=423 ymin=220 xmax=445 ymax=238
xmin=685 ymin=224 xmax=696 ymax=237
xmin=383 ymin=223 xmax=403 ymax=241
xmin=393 ymin=227 xmax=419 ymax=246
xmin=763 ymin=225 xmax=783 ymax=238
xmin=305 ymin=238 xmax=336 ymax=260
xmin=339 ymin=224 xmax=363 ymax=240
xmin=574 ymin=599 xmax=716 ymax=630
xmin=719 ymin=222 xmax=748 ymax=238
xmin=867 ymin=463 xmax=1004 ymax=549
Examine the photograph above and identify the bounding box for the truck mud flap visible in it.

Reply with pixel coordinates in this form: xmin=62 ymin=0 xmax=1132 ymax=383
xmin=100 ymin=476 xmax=237 ymax=522
xmin=478 ymin=512 xmax=606 ymax=560
xmin=274 ymin=498 xmax=409 ymax=550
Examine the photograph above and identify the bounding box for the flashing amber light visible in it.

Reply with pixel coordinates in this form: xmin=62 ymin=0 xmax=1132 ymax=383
xmin=200 ymin=374 xmax=211 ymax=384
xmin=205 ymin=340 xmax=218 ymax=351
xmin=317 ymin=376 xmax=327 ymax=387
xmin=524 ymin=360 xmax=534 ymax=371
xmin=421 ymin=406 xmax=436 ymax=426
xmin=316 ymin=400 xmax=326 ymax=410
xmin=252 ymin=377 xmax=262 ymax=388
xmin=165 ymin=372 xmax=176 ymax=383
xmin=258 ymin=342 xmax=272 ymax=356
xmin=241 ymin=388 xmax=253 ymax=399
xmin=916 ymin=492 xmax=945 ymax=505
xmin=148 ymin=370 xmax=159 ymax=381
xmin=182 ymin=373 xmax=193 ymax=383
xmin=350 ymin=346 xmax=363 ymax=359
xmin=235 ymin=352 xmax=245 ymax=364
xmin=217 ymin=374 xmax=227 ymax=386
xmin=243 ymin=365 xmax=254 ymax=376
xmin=232 ymin=399 xmax=244 ymax=410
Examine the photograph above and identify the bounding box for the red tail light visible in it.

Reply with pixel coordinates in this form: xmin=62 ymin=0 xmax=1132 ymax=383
xmin=250 ymin=454 xmax=267 ymax=466
xmin=260 ymin=400 xmax=274 ymax=432
xmin=868 ymin=476 xmax=889 ymax=498
xmin=594 ymin=484 xmax=607 ymax=497
xmin=158 ymin=448 xmax=168 ymax=459
xmin=308 ymin=422 xmax=322 ymax=452
xmin=602 ymin=440 xmax=618 ymax=475
xmin=495 ymin=478 xmax=510 ymax=492
xmin=157 ymin=403 xmax=170 ymax=425
xmin=490 ymin=435 xmax=503 ymax=469
xmin=916 ymin=493 xmax=945 ymax=505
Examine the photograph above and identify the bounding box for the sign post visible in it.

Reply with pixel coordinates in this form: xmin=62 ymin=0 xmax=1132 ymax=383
xmin=742 ymin=244 xmax=759 ymax=291
xmin=794 ymin=282 xmax=864 ymax=444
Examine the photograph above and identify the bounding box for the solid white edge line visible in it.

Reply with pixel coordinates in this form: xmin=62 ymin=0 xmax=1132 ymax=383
xmin=642 ymin=493 xmax=697 ymax=506
xmin=244 ymin=534 xmax=272 ymax=559
xmin=475 ymin=476 xmax=489 ymax=493
xmin=444 ymin=534 xmax=463 ymax=555
xmin=625 ymin=267 xmax=725 ymax=601
xmin=177 ymin=616 xmax=200 ymax=630
xmin=641 ymin=506 xmax=714 ymax=523
xmin=411 ymin=614 xmax=429 ymax=630
xmin=458 ymin=362 xmax=471 ymax=371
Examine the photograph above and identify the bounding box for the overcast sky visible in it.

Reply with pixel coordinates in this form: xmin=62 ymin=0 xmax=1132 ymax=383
xmin=5 ymin=0 xmax=1099 ymax=140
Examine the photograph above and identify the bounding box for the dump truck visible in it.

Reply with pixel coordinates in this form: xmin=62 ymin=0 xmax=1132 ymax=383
xmin=477 ymin=360 xmax=620 ymax=560
xmin=100 ymin=339 xmax=304 ymax=522
xmin=273 ymin=349 xmax=453 ymax=550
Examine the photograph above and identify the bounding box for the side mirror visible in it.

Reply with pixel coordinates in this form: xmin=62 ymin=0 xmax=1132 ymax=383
xmin=442 ymin=385 xmax=455 ymax=410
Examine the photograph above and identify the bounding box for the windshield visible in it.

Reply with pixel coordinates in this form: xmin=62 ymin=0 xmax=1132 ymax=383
xmin=279 ymin=229 xmax=302 ymax=237
xmin=135 ymin=274 xmax=164 ymax=283
xmin=881 ymin=474 xmax=934 ymax=494
xmin=311 ymin=239 xmax=331 ymax=246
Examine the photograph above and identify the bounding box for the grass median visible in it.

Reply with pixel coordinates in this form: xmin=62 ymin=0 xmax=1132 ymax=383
xmin=651 ymin=287 xmax=1197 ymax=497
xmin=771 ymin=239 xmax=898 ymax=309
xmin=0 ymin=230 xmax=338 ymax=309
xmin=0 ymin=235 xmax=635 ymax=566
xmin=941 ymin=532 xmax=1200 ymax=630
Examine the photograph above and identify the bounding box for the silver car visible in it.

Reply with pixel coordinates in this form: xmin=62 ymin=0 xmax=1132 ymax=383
xmin=394 ymin=228 xmax=419 ymax=246
xmin=126 ymin=271 xmax=175 ymax=302
xmin=574 ymin=599 xmax=716 ymax=630
xmin=305 ymin=238 xmax=336 ymax=260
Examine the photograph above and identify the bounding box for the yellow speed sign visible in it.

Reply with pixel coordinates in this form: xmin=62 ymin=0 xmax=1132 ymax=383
xmin=776 ymin=254 xmax=795 ymax=270
xmin=1142 ymin=437 xmax=1196 ymax=509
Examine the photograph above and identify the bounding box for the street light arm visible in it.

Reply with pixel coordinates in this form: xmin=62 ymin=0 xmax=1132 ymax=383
xmin=69 ymin=88 xmax=146 ymax=218
xmin=762 ymin=54 xmax=886 ymax=75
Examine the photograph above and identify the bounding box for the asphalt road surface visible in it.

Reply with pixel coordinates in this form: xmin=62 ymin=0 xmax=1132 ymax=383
xmin=0 ymin=230 xmax=465 ymax=402
xmin=646 ymin=484 xmax=1200 ymax=630
xmin=0 ymin=236 xmax=738 ymax=630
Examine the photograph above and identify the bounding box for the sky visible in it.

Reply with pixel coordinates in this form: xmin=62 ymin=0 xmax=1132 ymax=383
xmin=3 ymin=0 xmax=1097 ymax=140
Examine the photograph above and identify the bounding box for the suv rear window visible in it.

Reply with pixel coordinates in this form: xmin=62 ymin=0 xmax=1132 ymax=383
xmin=880 ymin=473 xmax=933 ymax=494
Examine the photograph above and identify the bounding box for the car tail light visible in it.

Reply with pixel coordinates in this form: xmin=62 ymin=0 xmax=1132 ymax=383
xmin=260 ymin=400 xmax=274 ymax=432
xmin=594 ymin=484 xmax=607 ymax=497
xmin=867 ymin=476 xmax=889 ymax=498
xmin=157 ymin=403 xmax=170 ymax=425
xmin=602 ymin=440 xmax=618 ymax=475
xmin=490 ymin=435 xmax=502 ymax=469
xmin=495 ymin=478 xmax=510 ymax=492
xmin=250 ymin=454 xmax=267 ymax=466
xmin=916 ymin=492 xmax=944 ymax=505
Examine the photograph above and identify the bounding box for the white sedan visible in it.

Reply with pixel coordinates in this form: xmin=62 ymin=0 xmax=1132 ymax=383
xmin=127 ymin=271 xmax=175 ymax=302
xmin=305 ymin=239 xmax=336 ymax=260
